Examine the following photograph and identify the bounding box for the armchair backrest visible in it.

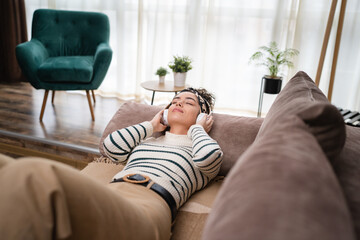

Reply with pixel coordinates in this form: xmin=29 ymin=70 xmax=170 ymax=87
xmin=32 ymin=9 xmax=110 ymax=57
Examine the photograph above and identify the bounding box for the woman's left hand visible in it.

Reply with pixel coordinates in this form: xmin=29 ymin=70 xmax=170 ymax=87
xmin=197 ymin=114 xmax=214 ymax=133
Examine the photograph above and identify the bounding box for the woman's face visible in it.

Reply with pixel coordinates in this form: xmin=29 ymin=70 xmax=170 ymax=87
xmin=167 ymin=92 xmax=201 ymax=128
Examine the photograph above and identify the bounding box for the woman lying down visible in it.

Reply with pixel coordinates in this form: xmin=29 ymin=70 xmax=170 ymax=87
xmin=0 ymin=87 xmax=223 ymax=240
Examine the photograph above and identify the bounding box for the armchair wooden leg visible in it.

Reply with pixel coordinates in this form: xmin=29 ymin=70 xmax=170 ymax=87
xmin=86 ymin=90 xmax=95 ymax=121
xmin=91 ymin=90 xmax=96 ymax=104
xmin=51 ymin=90 xmax=55 ymax=104
xmin=40 ymin=90 xmax=49 ymax=122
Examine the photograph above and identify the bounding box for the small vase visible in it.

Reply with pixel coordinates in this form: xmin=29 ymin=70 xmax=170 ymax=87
xmin=159 ymin=76 xmax=165 ymax=84
xmin=173 ymin=72 xmax=187 ymax=87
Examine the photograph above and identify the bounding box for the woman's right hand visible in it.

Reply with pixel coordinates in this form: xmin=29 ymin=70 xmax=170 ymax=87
xmin=197 ymin=114 xmax=214 ymax=133
xmin=150 ymin=109 xmax=167 ymax=133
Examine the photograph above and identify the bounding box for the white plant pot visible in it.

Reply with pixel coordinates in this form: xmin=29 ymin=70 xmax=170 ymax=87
xmin=159 ymin=76 xmax=165 ymax=83
xmin=173 ymin=72 xmax=187 ymax=87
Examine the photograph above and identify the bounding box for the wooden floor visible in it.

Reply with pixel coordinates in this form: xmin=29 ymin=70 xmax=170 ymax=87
xmin=0 ymin=81 xmax=127 ymax=166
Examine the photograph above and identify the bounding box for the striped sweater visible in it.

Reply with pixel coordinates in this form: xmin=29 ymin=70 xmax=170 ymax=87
xmin=103 ymin=121 xmax=223 ymax=208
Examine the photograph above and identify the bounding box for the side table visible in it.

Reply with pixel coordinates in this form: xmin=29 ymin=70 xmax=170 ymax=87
xmin=141 ymin=81 xmax=189 ymax=105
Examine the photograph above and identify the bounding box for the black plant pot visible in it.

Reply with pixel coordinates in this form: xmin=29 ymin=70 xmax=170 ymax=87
xmin=263 ymin=76 xmax=282 ymax=94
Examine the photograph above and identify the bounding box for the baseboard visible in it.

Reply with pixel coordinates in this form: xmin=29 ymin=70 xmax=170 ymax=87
xmin=0 ymin=130 xmax=101 ymax=170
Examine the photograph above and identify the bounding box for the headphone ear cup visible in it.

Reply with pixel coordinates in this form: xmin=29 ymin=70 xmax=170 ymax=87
xmin=196 ymin=113 xmax=206 ymax=123
xmin=162 ymin=109 xmax=169 ymax=126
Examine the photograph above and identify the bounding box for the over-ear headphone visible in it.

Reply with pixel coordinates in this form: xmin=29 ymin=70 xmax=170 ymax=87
xmin=161 ymin=110 xmax=207 ymax=126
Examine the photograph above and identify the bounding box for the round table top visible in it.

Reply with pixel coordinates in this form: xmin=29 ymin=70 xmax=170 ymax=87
xmin=141 ymin=81 xmax=189 ymax=92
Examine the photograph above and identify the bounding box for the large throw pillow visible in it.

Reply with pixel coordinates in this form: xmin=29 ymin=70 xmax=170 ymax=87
xmin=203 ymin=71 xmax=352 ymax=239
xmin=81 ymin=158 xmax=224 ymax=240
xmin=98 ymin=101 xmax=263 ymax=176
xmin=203 ymin=112 xmax=354 ymax=240
xmin=257 ymin=71 xmax=345 ymax=160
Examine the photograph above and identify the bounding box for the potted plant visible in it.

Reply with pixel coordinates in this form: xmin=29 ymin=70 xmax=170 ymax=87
xmin=155 ymin=67 xmax=169 ymax=83
xmin=249 ymin=41 xmax=299 ymax=94
xmin=168 ymin=55 xmax=193 ymax=87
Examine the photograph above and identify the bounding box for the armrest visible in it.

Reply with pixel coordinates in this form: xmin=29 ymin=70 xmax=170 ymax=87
xmin=94 ymin=43 xmax=112 ymax=61
xmin=16 ymin=39 xmax=49 ymax=88
xmin=91 ymin=43 xmax=113 ymax=88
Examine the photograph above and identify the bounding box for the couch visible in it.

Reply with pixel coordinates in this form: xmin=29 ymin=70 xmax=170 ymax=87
xmin=2 ymin=71 xmax=360 ymax=239
xmin=92 ymin=71 xmax=360 ymax=240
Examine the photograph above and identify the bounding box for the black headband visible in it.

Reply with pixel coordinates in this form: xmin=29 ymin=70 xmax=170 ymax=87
xmin=177 ymin=88 xmax=211 ymax=114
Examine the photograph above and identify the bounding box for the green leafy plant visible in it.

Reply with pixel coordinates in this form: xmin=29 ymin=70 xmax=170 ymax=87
xmin=155 ymin=67 xmax=169 ymax=76
xmin=168 ymin=55 xmax=193 ymax=73
xmin=249 ymin=41 xmax=299 ymax=78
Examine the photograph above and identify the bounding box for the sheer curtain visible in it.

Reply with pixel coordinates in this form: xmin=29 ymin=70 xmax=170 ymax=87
xmin=24 ymin=0 xmax=360 ymax=116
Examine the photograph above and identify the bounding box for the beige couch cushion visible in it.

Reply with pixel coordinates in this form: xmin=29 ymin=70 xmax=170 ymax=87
xmin=98 ymin=101 xmax=263 ymax=176
xmin=203 ymin=72 xmax=354 ymax=240
xmin=81 ymin=158 xmax=224 ymax=240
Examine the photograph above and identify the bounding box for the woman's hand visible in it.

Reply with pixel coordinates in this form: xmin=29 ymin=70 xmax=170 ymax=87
xmin=150 ymin=109 xmax=167 ymax=133
xmin=197 ymin=114 xmax=214 ymax=133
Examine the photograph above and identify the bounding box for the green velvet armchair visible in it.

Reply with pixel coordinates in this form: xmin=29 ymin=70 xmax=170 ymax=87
xmin=16 ymin=9 xmax=112 ymax=121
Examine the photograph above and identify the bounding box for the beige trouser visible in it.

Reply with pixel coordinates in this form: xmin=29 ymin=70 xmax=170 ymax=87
xmin=0 ymin=156 xmax=172 ymax=240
